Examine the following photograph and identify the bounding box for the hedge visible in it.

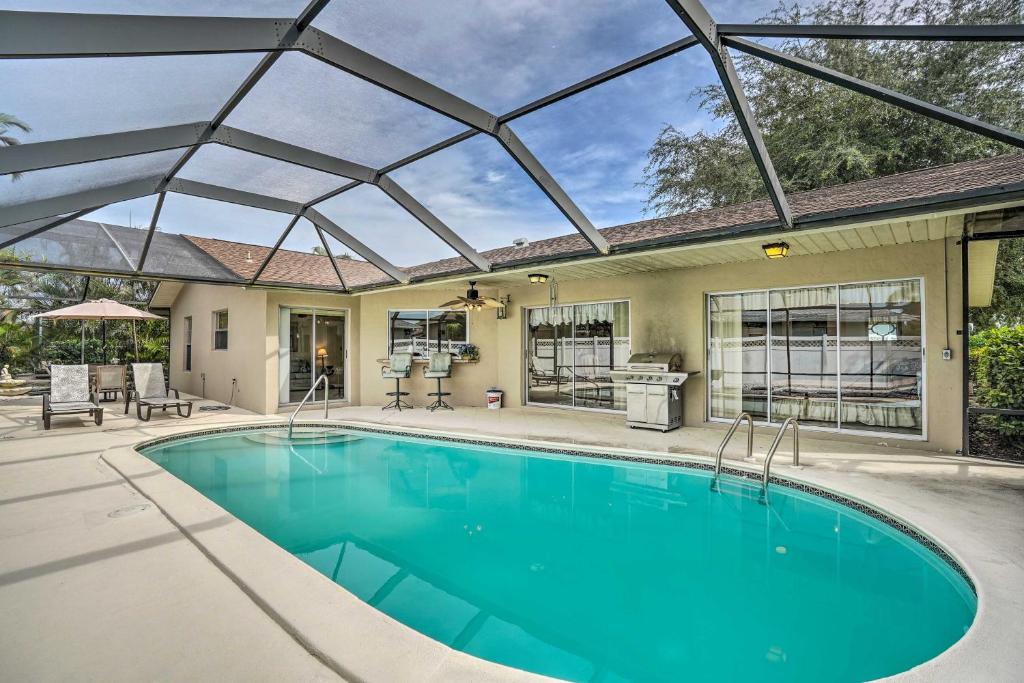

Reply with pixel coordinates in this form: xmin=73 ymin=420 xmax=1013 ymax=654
xmin=969 ymin=325 xmax=1024 ymax=436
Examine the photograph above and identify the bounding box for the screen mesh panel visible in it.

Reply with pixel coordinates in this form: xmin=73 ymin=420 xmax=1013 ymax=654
xmin=0 ymin=218 xmax=135 ymax=272
xmin=83 ymin=195 xmax=161 ymax=267
xmin=0 ymin=54 xmax=265 ymax=144
xmin=178 ymin=144 xmax=349 ymax=203
xmin=223 ymin=52 xmax=468 ymax=168
xmin=1 ymin=215 xmax=72 ymax=247
xmin=389 ymin=135 xmax=578 ymax=251
xmin=256 ymin=217 xmax=345 ymax=288
xmin=509 ymin=49 xmax=716 ymax=228
xmin=312 ymin=0 xmax=690 ymax=113
xmin=316 ymin=184 xmax=460 ymax=266
xmin=137 ymin=193 xmax=292 ymax=281
xmin=0 ymin=151 xmax=179 ymax=208
xmin=0 ymin=1 xmax=308 ymax=15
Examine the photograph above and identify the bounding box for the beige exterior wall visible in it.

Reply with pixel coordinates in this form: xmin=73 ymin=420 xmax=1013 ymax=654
xmin=166 ymin=238 xmax=964 ymax=452
xmin=168 ymin=284 xmax=359 ymax=414
xmin=478 ymin=238 xmax=963 ymax=452
xmin=264 ymin=291 xmax=361 ymax=411
xmin=168 ymin=284 xmax=269 ymax=414
xmin=356 ymin=287 xmax=500 ymax=407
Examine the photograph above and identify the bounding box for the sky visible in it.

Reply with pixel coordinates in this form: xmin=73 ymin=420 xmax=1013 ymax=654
xmin=0 ymin=0 xmax=777 ymax=267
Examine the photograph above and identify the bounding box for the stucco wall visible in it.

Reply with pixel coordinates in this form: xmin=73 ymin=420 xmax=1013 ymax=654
xmin=169 ymin=285 xmax=360 ymax=414
xmin=356 ymin=287 xmax=500 ymax=407
xmin=168 ymin=284 xmax=269 ymax=413
xmin=264 ymin=291 xmax=361 ymax=411
xmin=481 ymin=238 xmax=963 ymax=452
xmin=167 ymin=237 xmax=964 ymax=452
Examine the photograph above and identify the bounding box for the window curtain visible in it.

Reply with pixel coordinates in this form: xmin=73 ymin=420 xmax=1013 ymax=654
xmin=709 ymin=295 xmax=745 ymax=418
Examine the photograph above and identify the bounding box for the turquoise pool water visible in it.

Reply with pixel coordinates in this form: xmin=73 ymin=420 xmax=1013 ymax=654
xmin=141 ymin=429 xmax=975 ymax=683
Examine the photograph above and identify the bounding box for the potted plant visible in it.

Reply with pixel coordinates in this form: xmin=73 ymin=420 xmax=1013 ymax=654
xmin=458 ymin=343 xmax=480 ymax=362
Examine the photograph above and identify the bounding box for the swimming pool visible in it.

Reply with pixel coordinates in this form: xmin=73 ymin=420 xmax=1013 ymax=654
xmin=140 ymin=427 xmax=976 ymax=683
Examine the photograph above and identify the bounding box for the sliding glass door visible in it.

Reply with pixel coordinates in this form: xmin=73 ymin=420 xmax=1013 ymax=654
xmin=279 ymin=308 xmax=346 ymax=405
xmin=526 ymin=301 xmax=630 ymax=411
xmin=708 ymin=279 xmax=923 ymax=437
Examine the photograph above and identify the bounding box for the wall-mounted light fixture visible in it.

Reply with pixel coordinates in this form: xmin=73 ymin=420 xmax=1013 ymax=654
xmin=528 ymin=273 xmax=549 ymax=284
xmin=497 ymin=295 xmax=511 ymax=320
xmin=762 ymin=241 xmax=790 ymax=259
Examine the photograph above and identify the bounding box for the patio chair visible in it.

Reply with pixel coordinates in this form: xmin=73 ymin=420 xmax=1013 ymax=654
xmin=423 ymin=352 xmax=454 ymax=412
xmin=381 ymin=352 xmax=413 ymax=411
xmin=92 ymin=364 xmax=127 ymax=402
xmin=125 ymin=362 xmax=193 ymax=421
xmin=42 ymin=364 xmax=102 ymax=430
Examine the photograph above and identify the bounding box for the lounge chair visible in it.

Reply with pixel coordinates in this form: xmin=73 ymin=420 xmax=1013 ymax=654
xmin=42 ymin=364 xmax=103 ymax=430
xmin=92 ymin=364 xmax=127 ymax=402
xmin=125 ymin=362 xmax=193 ymax=421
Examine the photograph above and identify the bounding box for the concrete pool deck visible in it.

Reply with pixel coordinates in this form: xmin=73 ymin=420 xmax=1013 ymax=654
xmin=1 ymin=397 xmax=1022 ymax=681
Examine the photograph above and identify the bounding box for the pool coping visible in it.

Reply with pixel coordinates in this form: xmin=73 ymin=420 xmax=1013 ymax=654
xmin=103 ymin=420 xmax=989 ymax=683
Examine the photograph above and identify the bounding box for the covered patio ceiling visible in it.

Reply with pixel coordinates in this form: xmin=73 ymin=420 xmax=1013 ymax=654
xmin=1 ymin=1 xmax=1022 ymax=293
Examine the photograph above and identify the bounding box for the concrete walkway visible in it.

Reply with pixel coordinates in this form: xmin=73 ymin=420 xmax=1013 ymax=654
xmin=2 ymin=396 xmax=1023 ymax=681
xmin=0 ymin=396 xmax=340 ymax=682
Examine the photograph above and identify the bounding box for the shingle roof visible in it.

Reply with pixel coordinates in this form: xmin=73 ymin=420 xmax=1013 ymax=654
xmin=182 ymin=153 xmax=1024 ymax=290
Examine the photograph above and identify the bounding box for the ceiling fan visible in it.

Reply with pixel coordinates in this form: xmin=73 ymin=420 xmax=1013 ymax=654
xmin=439 ymin=281 xmax=501 ymax=311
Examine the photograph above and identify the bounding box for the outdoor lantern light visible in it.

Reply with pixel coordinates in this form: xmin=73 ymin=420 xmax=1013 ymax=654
xmin=762 ymin=242 xmax=790 ymax=259
xmin=528 ymin=273 xmax=549 ymax=284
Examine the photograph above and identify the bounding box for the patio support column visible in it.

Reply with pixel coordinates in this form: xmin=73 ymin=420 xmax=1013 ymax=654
xmin=960 ymin=230 xmax=971 ymax=457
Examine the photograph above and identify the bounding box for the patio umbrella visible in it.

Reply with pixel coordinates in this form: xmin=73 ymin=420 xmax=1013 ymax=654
xmin=32 ymin=299 xmax=163 ymax=364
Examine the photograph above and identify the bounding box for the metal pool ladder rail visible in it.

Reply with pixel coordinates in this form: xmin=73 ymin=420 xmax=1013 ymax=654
xmin=760 ymin=418 xmax=800 ymax=499
xmin=710 ymin=412 xmax=753 ymax=490
xmin=288 ymin=373 xmax=330 ymax=438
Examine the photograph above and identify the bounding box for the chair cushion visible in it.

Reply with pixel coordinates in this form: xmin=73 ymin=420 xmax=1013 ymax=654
xmin=132 ymin=363 xmax=166 ymax=400
xmin=48 ymin=401 xmax=98 ymax=413
xmin=389 ymin=353 xmax=413 ymax=373
xmin=50 ymin=365 xmax=90 ymax=403
xmin=427 ymin=352 xmax=452 ymax=374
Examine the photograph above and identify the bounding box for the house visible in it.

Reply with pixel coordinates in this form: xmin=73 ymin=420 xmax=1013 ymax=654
xmin=4 ymin=155 xmax=1021 ymax=452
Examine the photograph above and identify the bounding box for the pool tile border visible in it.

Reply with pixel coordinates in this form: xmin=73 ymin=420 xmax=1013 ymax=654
xmin=137 ymin=421 xmax=976 ymax=594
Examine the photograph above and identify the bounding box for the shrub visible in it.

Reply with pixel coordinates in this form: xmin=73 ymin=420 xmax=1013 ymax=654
xmin=969 ymin=325 xmax=1024 ymax=436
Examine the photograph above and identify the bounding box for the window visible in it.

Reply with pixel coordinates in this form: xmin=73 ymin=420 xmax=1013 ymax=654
xmin=707 ymin=279 xmax=923 ymax=436
xmin=526 ymin=300 xmax=631 ymax=411
xmin=388 ymin=309 xmax=467 ymax=356
xmin=213 ymin=309 xmax=228 ymax=350
xmin=183 ymin=316 xmax=192 ymax=371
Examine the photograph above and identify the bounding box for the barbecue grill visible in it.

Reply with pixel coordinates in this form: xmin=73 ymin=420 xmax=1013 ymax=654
xmin=610 ymin=352 xmax=694 ymax=432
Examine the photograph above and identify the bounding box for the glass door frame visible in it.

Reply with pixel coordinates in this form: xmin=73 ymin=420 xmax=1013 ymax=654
xmin=705 ymin=276 xmax=927 ymax=441
xmin=522 ymin=298 xmax=631 ymax=414
xmin=278 ymin=305 xmax=350 ymax=407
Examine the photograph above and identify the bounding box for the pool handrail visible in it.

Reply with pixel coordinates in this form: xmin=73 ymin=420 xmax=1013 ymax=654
xmin=710 ymin=412 xmax=753 ymax=490
xmin=288 ymin=373 xmax=329 ymax=438
xmin=760 ymin=417 xmax=799 ymax=497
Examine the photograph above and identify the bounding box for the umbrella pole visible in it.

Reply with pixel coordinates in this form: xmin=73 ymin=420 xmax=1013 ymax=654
xmin=102 ymin=319 xmax=107 ymax=365
xmin=81 ymin=321 xmax=85 ymax=364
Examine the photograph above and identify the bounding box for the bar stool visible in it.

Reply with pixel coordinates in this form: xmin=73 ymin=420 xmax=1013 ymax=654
xmin=381 ymin=352 xmax=413 ymax=410
xmin=423 ymin=352 xmax=454 ymax=411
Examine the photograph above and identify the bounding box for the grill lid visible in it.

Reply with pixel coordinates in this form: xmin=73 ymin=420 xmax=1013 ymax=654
xmin=624 ymin=352 xmax=682 ymax=372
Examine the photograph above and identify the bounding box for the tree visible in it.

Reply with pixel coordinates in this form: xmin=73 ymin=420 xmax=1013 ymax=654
xmin=642 ymin=0 xmax=1024 ymax=215
xmin=0 ymin=114 xmax=31 ymax=180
